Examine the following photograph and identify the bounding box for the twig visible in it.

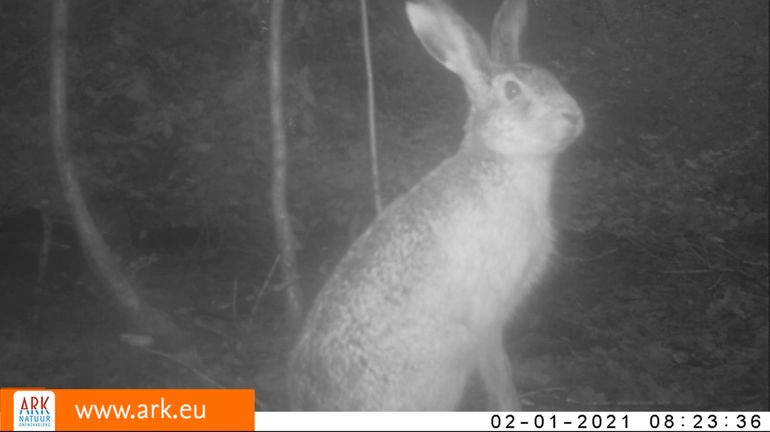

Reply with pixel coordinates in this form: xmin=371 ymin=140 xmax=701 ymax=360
xmin=248 ymin=255 xmax=280 ymax=329
xmin=131 ymin=343 xmax=223 ymax=389
xmin=232 ymin=277 xmax=239 ymax=322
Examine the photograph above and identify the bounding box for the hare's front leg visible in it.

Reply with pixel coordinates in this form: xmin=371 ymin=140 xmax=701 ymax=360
xmin=478 ymin=334 xmax=521 ymax=411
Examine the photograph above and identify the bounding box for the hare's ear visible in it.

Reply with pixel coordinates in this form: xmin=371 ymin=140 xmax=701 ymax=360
xmin=490 ymin=0 xmax=528 ymax=66
xmin=406 ymin=0 xmax=492 ymax=101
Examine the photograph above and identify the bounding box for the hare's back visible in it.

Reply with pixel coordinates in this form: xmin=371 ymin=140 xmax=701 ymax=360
xmin=308 ymin=154 xmax=539 ymax=325
xmin=305 ymin=156 xmax=491 ymax=329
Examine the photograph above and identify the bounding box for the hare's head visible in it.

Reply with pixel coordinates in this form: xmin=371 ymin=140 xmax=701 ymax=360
xmin=406 ymin=0 xmax=584 ymax=158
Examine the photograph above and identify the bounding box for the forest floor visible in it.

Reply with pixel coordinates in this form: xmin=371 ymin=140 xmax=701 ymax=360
xmin=1 ymin=228 xmax=767 ymax=411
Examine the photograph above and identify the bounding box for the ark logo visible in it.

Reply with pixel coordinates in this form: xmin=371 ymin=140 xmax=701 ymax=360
xmin=13 ymin=390 xmax=55 ymax=431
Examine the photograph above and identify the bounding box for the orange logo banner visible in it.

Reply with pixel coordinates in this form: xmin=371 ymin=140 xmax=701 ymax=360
xmin=0 ymin=388 xmax=254 ymax=431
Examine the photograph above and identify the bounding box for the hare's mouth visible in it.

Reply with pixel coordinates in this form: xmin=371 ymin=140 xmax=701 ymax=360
xmin=561 ymin=112 xmax=581 ymax=128
xmin=561 ymin=111 xmax=585 ymax=139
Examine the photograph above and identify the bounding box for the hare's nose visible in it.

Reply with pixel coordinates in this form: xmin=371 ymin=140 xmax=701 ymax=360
xmin=562 ymin=112 xmax=580 ymax=125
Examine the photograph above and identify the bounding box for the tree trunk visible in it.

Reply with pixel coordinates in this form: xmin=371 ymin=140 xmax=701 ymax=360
xmin=268 ymin=0 xmax=303 ymax=329
xmin=49 ymin=0 xmax=177 ymax=337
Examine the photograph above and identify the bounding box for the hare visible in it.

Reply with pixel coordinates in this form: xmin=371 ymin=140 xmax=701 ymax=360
xmin=288 ymin=0 xmax=583 ymax=410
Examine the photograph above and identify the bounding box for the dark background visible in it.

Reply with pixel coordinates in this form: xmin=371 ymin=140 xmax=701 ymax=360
xmin=1 ymin=0 xmax=767 ymax=410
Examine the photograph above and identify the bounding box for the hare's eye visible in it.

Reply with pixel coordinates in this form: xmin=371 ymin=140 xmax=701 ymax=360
xmin=504 ymin=81 xmax=521 ymax=100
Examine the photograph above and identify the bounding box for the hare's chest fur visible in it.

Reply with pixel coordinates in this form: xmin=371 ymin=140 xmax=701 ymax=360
xmin=422 ymin=155 xmax=555 ymax=330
